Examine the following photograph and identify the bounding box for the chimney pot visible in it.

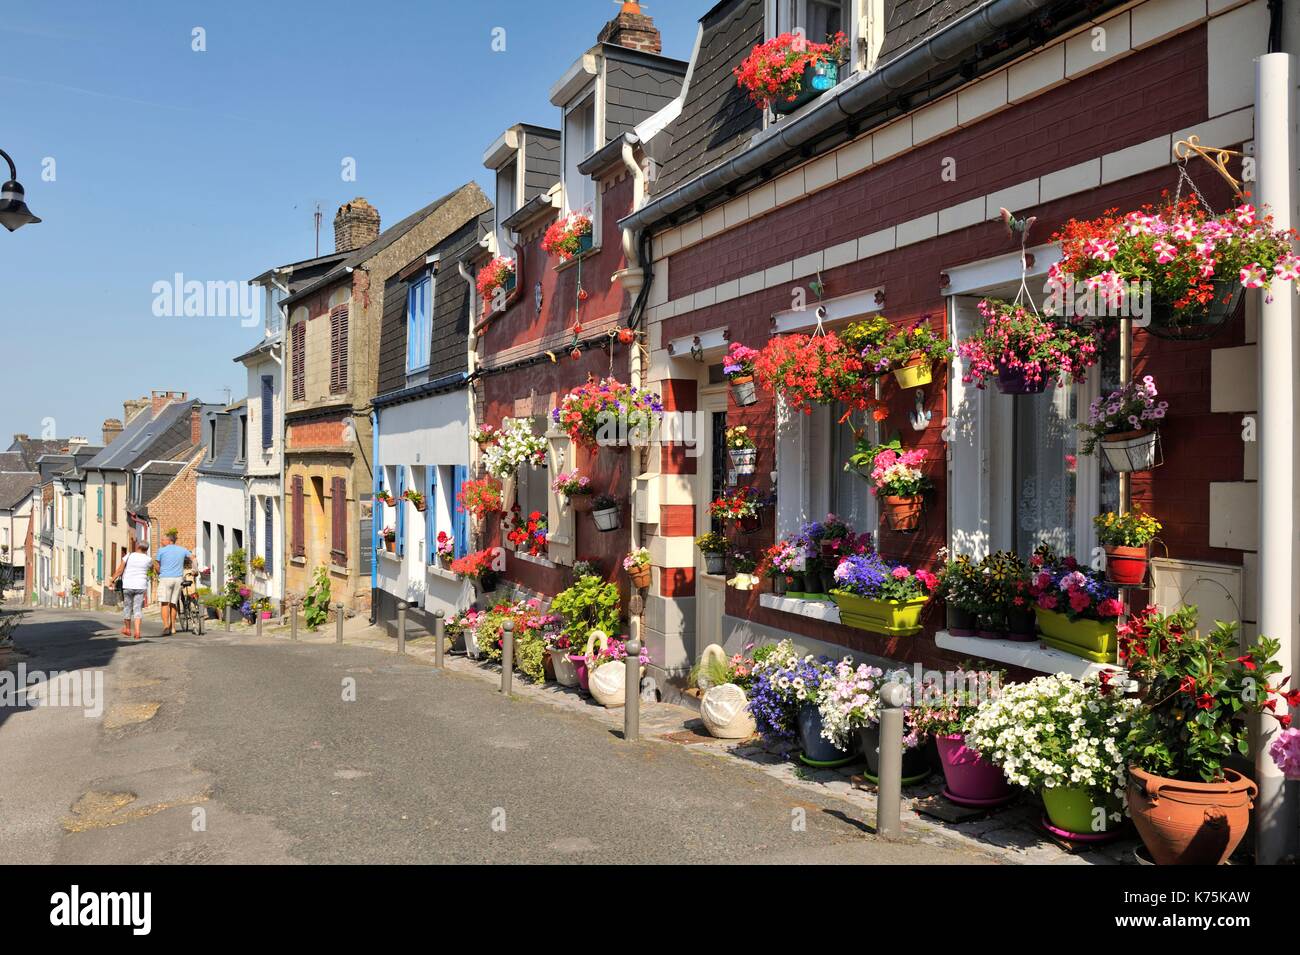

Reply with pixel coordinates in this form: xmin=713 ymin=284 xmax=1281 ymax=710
xmin=598 ymin=2 xmax=662 ymax=53
xmin=334 ymin=198 xmax=381 ymax=253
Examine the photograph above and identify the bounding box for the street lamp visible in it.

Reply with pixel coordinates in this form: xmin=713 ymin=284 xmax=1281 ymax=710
xmin=0 ymin=148 xmax=41 ymax=232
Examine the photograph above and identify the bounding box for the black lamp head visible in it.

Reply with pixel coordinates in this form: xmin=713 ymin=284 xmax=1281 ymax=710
xmin=0 ymin=177 xmax=41 ymax=232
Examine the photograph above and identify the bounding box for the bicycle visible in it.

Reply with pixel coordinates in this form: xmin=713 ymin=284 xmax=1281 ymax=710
xmin=178 ymin=578 xmax=204 ymax=635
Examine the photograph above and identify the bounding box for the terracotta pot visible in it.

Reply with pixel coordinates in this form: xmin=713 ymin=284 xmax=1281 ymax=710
xmin=883 ymin=495 xmax=923 ymax=532
xmin=383 ymin=539 xmax=395 ymax=553
xmin=628 ymin=563 xmax=651 ymax=589
xmin=1105 ymin=543 xmax=1149 ymax=586
xmin=1128 ymin=766 xmax=1257 ymax=865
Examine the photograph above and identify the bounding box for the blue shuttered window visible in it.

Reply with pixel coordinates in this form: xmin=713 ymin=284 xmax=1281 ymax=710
xmin=96 ymin=550 xmax=103 ymax=583
xmin=395 ymin=467 xmax=406 ymax=558
xmin=96 ymin=487 xmax=103 ymax=519
xmin=426 ymin=467 xmax=437 ymax=564
xmin=261 ymin=376 xmax=274 ymax=450
xmin=451 ymin=465 xmax=469 ymax=558
xmin=264 ymin=498 xmax=274 ymax=574
xmin=406 ymin=276 xmax=431 ymax=373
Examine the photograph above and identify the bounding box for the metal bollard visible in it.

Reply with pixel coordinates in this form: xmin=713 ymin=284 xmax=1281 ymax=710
xmin=396 ymin=601 xmax=407 ymax=655
xmin=256 ymin=611 xmax=263 ymax=637
xmin=500 ymin=621 xmax=513 ymax=695
xmin=623 ymin=638 xmax=640 ymax=742
xmin=433 ymin=610 xmax=445 ymax=669
xmin=290 ymin=599 xmax=298 ymax=641
xmin=224 ymin=605 xmax=232 ymax=632
xmin=876 ymin=680 xmax=910 ymax=841
xmin=334 ymin=602 xmax=344 ymax=644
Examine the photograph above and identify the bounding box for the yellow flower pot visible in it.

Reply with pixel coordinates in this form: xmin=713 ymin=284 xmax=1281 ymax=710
xmin=892 ymin=356 xmax=933 ymax=389
xmin=830 ymin=591 xmax=928 ymax=636
xmin=1034 ymin=608 xmax=1118 ymax=664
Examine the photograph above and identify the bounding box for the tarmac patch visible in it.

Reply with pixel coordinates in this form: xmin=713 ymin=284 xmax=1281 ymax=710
xmin=102 ymin=701 xmax=160 ymax=729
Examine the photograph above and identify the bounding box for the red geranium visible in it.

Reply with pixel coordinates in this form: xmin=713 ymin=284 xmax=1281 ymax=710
xmin=733 ymin=32 xmax=846 ymax=109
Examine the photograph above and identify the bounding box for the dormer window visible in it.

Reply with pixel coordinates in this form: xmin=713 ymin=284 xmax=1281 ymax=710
xmin=495 ymin=158 xmax=517 ymax=255
xmin=562 ymin=89 xmax=597 ymax=217
xmin=768 ymin=1 xmax=885 ymax=80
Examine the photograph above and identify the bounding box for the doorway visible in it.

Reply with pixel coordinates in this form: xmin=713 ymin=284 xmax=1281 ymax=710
xmin=694 ymin=388 xmax=729 ymax=654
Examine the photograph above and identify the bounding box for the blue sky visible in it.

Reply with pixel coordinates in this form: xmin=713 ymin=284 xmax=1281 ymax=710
xmin=0 ymin=0 xmax=699 ymax=444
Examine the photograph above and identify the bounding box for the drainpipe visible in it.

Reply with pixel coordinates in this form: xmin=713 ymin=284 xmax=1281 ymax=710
xmin=369 ymin=408 xmax=379 ymax=625
xmin=1254 ymin=50 xmax=1299 ymax=866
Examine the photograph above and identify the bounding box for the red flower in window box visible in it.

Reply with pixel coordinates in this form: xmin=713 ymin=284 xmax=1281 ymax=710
xmin=542 ymin=212 xmax=593 ymax=262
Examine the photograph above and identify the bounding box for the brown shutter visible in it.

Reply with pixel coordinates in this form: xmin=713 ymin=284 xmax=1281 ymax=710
xmin=110 ymin=482 xmax=118 ymax=526
xmin=329 ymin=304 xmax=349 ymax=394
xmin=291 ymin=476 xmax=305 ymax=558
xmin=330 ymin=476 xmax=347 ymax=565
xmin=291 ymin=322 xmax=306 ymax=401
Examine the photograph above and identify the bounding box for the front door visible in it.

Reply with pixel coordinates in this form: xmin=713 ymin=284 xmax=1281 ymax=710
xmin=694 ymin=389 xmax=729 ymax=654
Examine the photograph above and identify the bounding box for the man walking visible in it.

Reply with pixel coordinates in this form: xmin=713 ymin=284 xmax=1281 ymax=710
xmin=154 ymin=532 xmax=192 ymax=636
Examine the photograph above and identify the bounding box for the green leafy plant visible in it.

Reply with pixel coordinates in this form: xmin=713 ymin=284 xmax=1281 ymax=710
xmin=1093 ymin=508 xmax=1162 ymax=547
xmin=694 ymin=532 xmax=728 ymax=555
xmin=549 ymin=575 xmax=621 ymax=639
xmin=303 ymin=565 xmax=332 ymax=630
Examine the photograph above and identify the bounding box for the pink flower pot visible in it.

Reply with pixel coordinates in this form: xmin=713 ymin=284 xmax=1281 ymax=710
xmin=935 ymin=733 xmax=1012 ymax=807
xmin=568 ymin=654 xmax=590 ymax=692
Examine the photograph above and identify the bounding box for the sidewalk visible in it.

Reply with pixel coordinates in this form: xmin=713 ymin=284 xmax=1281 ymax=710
xmin=253 ymin=614 xmax=1138 ymax=865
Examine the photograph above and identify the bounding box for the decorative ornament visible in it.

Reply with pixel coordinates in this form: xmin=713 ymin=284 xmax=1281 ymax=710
xmin=618 ymin=327 xmax=635 ymax=344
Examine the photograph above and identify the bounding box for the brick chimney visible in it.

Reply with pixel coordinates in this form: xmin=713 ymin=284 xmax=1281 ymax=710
xmin=334 ymin=198 xmax=381 ymax=253
xmin=102 ymin=418 xmax=123 ymax=446
xmin=151 ymin=390 xmax=188 ymax=417
xmin=597 ymin=1 xmax=662 ymax=54
xmin=190 ymin=404 xmax=203 ymax=447
xmin=123 ymin=396 xmax=150 ymax=423
xmin=12 ymin=433 xmax=28 ymax=444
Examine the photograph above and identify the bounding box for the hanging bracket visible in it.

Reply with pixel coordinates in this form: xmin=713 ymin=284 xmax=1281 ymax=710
xmin=1173 ymin=136 xmax=1245 ymax=199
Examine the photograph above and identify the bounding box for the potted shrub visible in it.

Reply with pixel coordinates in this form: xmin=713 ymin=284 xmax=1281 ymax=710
xmin=913 ymin=670 xmax=1012 ymax=808
xmin=820 ymin=661 xmax=931 ymax=784
xmin=708 ymin=485 xmax=766 ymax=532
xmin=695 ymin=532 xmax=728 ymax=575
xmin=541 ymin=211 xmax=594 ymax=262
xmin=1120 ymin=606 xmax=1291 ymax=864
xmin=482 ymin=418 xmax=547 ymax=480
xmin=967 ymin=673 xmax=1137 ymax=836
xmin=691 ymin=643 xmax=757 ymax=739
xmin=861 ymin=319 xmax=953 ymax=389
xmin=747 ymin=640 xmax=846 ymax=765
xmin=849 ymin=438 xmax=931 ymax=533
xmin=434 ymin=531 xmax=454 ymax=568
xmin=957 ymin=298 xmax=1101 ymax=395
xmin=380 ymin=526 xmax=396 ymax=553
xmin=1094 ymin=507 xmax=1162 ymax=586
xmin=545 ymin=631 xmax=580 ymax=687
xmin=456 ymin=476 xmax=503 ymax=520
xmin=550 ymin=573 xmax=622 ymax=691
xmin=586 ymin=631 xmax=651 ymax=707
xmin=733 ymin=31 xmax=846 ymax=115
xmin=1080 ymin=376 xmax=1168 ymax=472
xmin=590 ymin=494 xmax=621 ymax=532
xmin=1028 ymin=550 xmax=1124 ymax=662
xmin=623 ymin=547 xmax=651 ymax=589
xmin=551 ymin=470 xmax=592 ymax=507
xmin=727 ymin=551 xmax=757 ymax=591
xmin=475 ymin=255 xmax=516 ymax=309
xmin=724 ymin=425 xmax=757 ymax=475
xmin=829 ymin=552 xmax=938 ymax=636
xmin=552 ymin=377 xmax=663 ymax=448
xmin=403 ymin=488 xmax=426 ymax=513
xmin=1053 ymin=198 xmax=1297 ymax=340
xmin=723 ymin=342 xmax=760 ymax=406
xmin=935 ymin=552 xmax=980 ymax=635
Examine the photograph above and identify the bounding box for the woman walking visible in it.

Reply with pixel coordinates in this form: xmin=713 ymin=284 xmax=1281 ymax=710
xmin=112 ymin=541 xmax=153 ymax=640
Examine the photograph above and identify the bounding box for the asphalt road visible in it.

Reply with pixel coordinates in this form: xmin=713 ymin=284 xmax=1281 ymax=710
xmin=0 ymin=610 xmax=995 ymax=864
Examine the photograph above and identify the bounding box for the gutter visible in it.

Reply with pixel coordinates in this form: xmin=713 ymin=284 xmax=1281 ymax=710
xmin=619 ymin=0 xmax=1066 ymax=236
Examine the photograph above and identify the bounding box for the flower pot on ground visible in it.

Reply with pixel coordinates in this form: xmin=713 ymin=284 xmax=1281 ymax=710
xmin=816 ymin=661 xmax=928 ymax=782
xmin=1094 ymin=508 xmax=1161 ymax=587
xmin=1128 ymin=767 xmax=1256 ymax=864
xmin=568 ymin=654 xmax=591 ymax=692
xmin=585 ymin=632 xmax=650 ymax=707
xmin=590 ymin=496 xmax=621 ymax=532
xmin=935 ymin=734 xmax=1012 ymax=807
xmin=550 ymin=648 xmax=580 ymax=687
xmin=797 ymin=704 xmax=853 ymax=766
xmin=912 ymin=670 xmax=1011 ymax=807
xmin=859 ymin=723 xmax=931 ymax=785
xmin=701 ymin=683 xmax=757 ymax=739
xmin=1119 ymin=606 xmax=1291 ymax=864
xmin=1041 ymin=787 xmax=1126 ymax=837
xmin=746 ymin=640 xmax=831 ymax=743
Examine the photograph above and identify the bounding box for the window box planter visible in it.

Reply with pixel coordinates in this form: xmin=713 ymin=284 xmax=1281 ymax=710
xmin=730 ymin=375 xmax=757 ymax=406
xmin=771 ymin=60 xmax=839 ymax=116
xmin=829 ymin=591 xmax=928 ymax=636
xmin=1034 ymin=607 xmax=1118 ymax=664
xmin=883 ymin=495 xmax=923 ymax=533
xmin=892 ymin=354 xmax=933 ymax=389
xmin=1104 ymin=543 xmax=1149 ymax=586
xmin=1100 ymin=429 xmax=1160 ymax=473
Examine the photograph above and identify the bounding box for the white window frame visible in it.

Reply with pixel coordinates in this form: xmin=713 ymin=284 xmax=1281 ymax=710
xmin=765 ymin=0 xmax=876 ymax=77
xmin=505 ymin=415 xmax=550 ymax=553
xmin=774 ymin=398 xmax=879 ymax=543
xmin=561 ymin=84 xmax=600 ymax=246
xmin=494 ymin=156 xmax=519 ymax=257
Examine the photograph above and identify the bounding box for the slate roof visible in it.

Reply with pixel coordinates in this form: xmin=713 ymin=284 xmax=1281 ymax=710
xmin=0 ymin=471 xmax=39 ymax=510
xmin=84 ymin=399 xmax=217 ymax=473
xmin=5 ymin=437 xmax=72 ymax=471
xmin=133 ymin=459 xmax=189 ymax=512
xmin=649 ymin=0 xmax=764 ymax=198
xmin=0 ymin=452 xmax=26 ymax=472
xmin=880 ymin=0 xmax=987 ymax=63
xmin=196 ymin=403 xmax=247 ymax=479
xmin=281 ymin=186 xmax=470 ymax=310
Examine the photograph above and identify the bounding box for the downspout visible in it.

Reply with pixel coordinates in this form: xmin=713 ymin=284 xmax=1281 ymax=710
xmin=1253 ymin=47 xmax=1299 ymax=865
xmin=369 ymin=407 xmax=379 ymax=625
xmin=271 ymin=293 xmax=288 ymax=614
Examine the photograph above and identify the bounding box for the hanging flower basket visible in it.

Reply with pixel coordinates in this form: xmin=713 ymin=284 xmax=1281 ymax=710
xmin=958 ymin=298 xmax=1099 ymax=394
xmin=1101 ymin=429 xmax=1161 ymax=472
xmin=723 ymin=343 xmax=761 ymax=405
xmin=883 ymin=495 xmax=923 ymax=533
xmin=731 ymin=376 xmax=757 ymax=406
xmin=591 ymin=498 xmax=621 ymax=532
xmin=1148 ymin=280 xmax=1244 ymax=341
xmin=728 ymin=447 xmax=757 ymax=475
xmin=995 ymin=360 xmax=1048 ymax=395
xmin=1104 ymin=544 xmax=1150 ymax=586
xmin=892 ymin=353 xmax=933 ymax=389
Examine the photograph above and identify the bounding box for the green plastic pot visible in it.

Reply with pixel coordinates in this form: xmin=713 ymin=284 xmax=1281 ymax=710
xmin=1034 ymin=608 xmax=1118 ymax=663
xmin=1041 ymin=786 xmax=1124 ymax=835
xmin=830 ymin=591 xmax=928 ymax=636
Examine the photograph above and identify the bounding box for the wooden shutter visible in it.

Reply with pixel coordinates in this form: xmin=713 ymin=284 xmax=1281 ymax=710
xmin=451 ymin=465 xmax=469 ymax=558
xmin=395 ymin=468 xmax=406 ymax=558
xmin=110 ymin=482 xmax=118 ymax=525
xmin=291 ymin=476 xmax=305 ymax=558
xmin=329 ymin=304 xmax=350 ymax=394
xmin=261 ymin=376 xmax=274 ymax=449
xmin=425 ymin=467 xmax=437 ymax=564
xmin=264 ymin=498 xmax=274 ymax=574
xmin=291 ymin=323 xmax=306 ymax=401
xmin=330 ymin=476 xmax=347 ymax=565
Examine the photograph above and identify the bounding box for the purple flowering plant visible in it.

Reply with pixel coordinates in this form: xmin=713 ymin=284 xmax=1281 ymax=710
xmin=1079 ymin=374 xmax=1169 ymax=454
xmin=747 ymin=639 xmax=834 ymax=740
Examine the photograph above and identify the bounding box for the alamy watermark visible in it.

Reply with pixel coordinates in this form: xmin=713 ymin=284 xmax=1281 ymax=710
xmin=1 ymin=664 xmax=104 ymax=717
xmin=151 ymin=273 xmax=260 ymax=326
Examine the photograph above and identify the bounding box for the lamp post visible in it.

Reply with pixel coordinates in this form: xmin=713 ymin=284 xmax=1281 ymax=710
xmin=0 ymin=148 xmax=41 ymax=232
